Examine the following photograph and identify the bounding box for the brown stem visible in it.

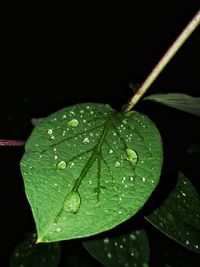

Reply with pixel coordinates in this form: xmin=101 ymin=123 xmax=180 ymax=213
xmin=124 ymin=9 xmax=200 ymax=111
xmin=0 ymin=139 xmax=25 ymax=147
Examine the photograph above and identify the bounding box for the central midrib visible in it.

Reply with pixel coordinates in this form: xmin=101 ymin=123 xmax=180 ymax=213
xmin=73 ymin=117 xmax=111 ymax=191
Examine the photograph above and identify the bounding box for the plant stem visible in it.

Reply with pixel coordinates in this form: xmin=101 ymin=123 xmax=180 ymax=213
xmin=0 ymin=139 xmax=25 ymax=146
xmin=125 ymin=10 xmax=200 ymax=111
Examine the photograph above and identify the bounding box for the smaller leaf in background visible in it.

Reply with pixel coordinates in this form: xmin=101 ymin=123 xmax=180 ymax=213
xmin=10 ymin=233 xmax=61 ymax=267
xmin=187 ymin=144 xmax=200 ymax=155
xmin=146 ymin=172 xmax=200 ymax=253
xmin=143 ymin=93 xmax=200 ymax=117
xmin=82 ymin=229 xmax=150 ymax=267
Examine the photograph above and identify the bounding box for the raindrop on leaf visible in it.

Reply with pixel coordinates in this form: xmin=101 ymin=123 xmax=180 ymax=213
xmin=64 ymin=190 xmax=81 ymax=214
xmin=126 ymin=148 xmax=138 ymax=167
xmin=67 ymin=119 xmax=79 ymax=127
xmin=57 ymin=161 xmax=67 ymax=170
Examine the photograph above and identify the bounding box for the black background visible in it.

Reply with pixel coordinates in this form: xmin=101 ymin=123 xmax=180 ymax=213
xmin=1 ymin=4 xmax=199 ymax=266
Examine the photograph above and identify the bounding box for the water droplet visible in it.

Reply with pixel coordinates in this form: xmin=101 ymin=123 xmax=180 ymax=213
xmin=82 ymin=137 xmax=90 ymax=144
xmin=119 ymin=244 xmax=123 ymax=249
xmin=107 ymin=252 xmax=112 ymax=258
xmin=142 ymin=177 xmax=146 ymax=183
xmin=130 ymin=234 xmax=136 ymax=240
xmin=90 ymin=111 xmax=94 ymax=115
xmin=129 ymin=176 xmax=134 ymax=181
xmin=194 ymin=244 xmax=199 ymax=249
xmin=122 ymin=119 xmax=127 ymax=124
xmin=67 ymin=119 xmax=79 ymax=127
xmin=57 ymin=161 xmax=66 ymax=169
xmin=131 ymin=248 xmax=139 ymax=259
xmin=80 ymin=110 xmax=84 ymax=114
xmin=47 ymin=129 xmax=53 ymax=135
xmin=115 ymin=161 xmax=120 ymax=167
xmin=64 ymin=191 xmax=81 ymax=213
xmin=15 ymin=252 xmax=19 ymax=258
xmin=126 ymin=148 xmax=138 ymax=167
xmin=54 ymin=155 xmax=58 ymax=160
xmin=166 ymin=213 xmax=173 ymax=222
xmin=185 ymin=240 xmax=190 ymax=245
xmin=108 ymin=149 xmax=113 ymax=154
xmin=56 ymin=227 xmax=61 ymax=233
xmin=50 ymin=135 xmax=55 ymax=140
xmin=62 ymin=115 xmax=67 ymax=118
xmin=103 ymin=237 xmax=109 ymax=244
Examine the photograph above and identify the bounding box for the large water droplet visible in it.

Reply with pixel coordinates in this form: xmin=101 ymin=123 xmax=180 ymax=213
xmin=82 ymin=137 xmax=90 ymax=144
xmin=67 ymin=119 xmax=79 ymax=127
xmin=64 ymin=190 xmax=81 ymax=213
xmin=126 ymin=148 xmax=138 ymax=167
xmin=47 ymin=129 xmax=53 ymax=135
xmin=57 ymin=161 xmax=67 ymax=170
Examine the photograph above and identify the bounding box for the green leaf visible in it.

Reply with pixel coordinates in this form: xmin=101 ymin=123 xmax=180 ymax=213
xmin=83 ymin=229 xmax=150 ymax=267
xmin=146 ymin=172 xmax=200 ymax=253
xmin=20 ymin=103 xmax=163 ymax=242
xmin=143 ymin=93 xmax=200 ymax=116
xmin=10 ymin=233 xmax=61 ymax=267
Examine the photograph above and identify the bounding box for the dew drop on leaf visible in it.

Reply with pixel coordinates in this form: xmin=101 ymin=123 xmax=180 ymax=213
xmin=126 ymin=148 xmax=138 ymax=167
xmin=47 ymin=129 xmax=53 ymax=135
xmin=107 ymin=252 xmax=112 ymax=258
xmin=82 ymin=137 xmax=90 ymax=144
xmin=57 ymin=161 xmax=67 ymax=170
xmin=64 ymin=191 xmax=81 ymax=214
xmin=115 ymin=161 xmax=121 ymax=167
xmin=67 ymin=119 xmax=79 ymax=127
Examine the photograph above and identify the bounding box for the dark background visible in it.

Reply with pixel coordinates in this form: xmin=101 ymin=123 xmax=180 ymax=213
xmin=1 ymin=4 xmax=199 ymax=266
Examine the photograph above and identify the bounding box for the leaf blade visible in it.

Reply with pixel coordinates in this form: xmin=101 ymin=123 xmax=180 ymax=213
xmin=82 ymin=228 xmax=150 ymax=267
xmin=146 ymin=172 xmax=200 ymax=253
xmin=21 ymin=103 xmax=163 ymax=242
xmin=143 ymin=93 xmax=200 ymax=116
xmin=10 ymin=233 xmax=61 ymax=267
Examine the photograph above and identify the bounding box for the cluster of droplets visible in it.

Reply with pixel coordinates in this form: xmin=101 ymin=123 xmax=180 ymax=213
xmin=97 ymin=230 xmax=149 ymax=267
xmin=12 ymin=233 xmax=59 ymax=266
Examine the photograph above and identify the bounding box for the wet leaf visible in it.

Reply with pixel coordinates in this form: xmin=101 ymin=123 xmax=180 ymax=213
xmin=21 ymin=103 xmax=163 ymax=242
xmin=10 ymin=233 xmax=61 ymax=267
xmin=143 ymin=93 xmax=200 ymax=116
xmin=146 ymin=172 xmax=200 ymax=253
xmin=83 ymin=229 xmax=150 ymax=267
